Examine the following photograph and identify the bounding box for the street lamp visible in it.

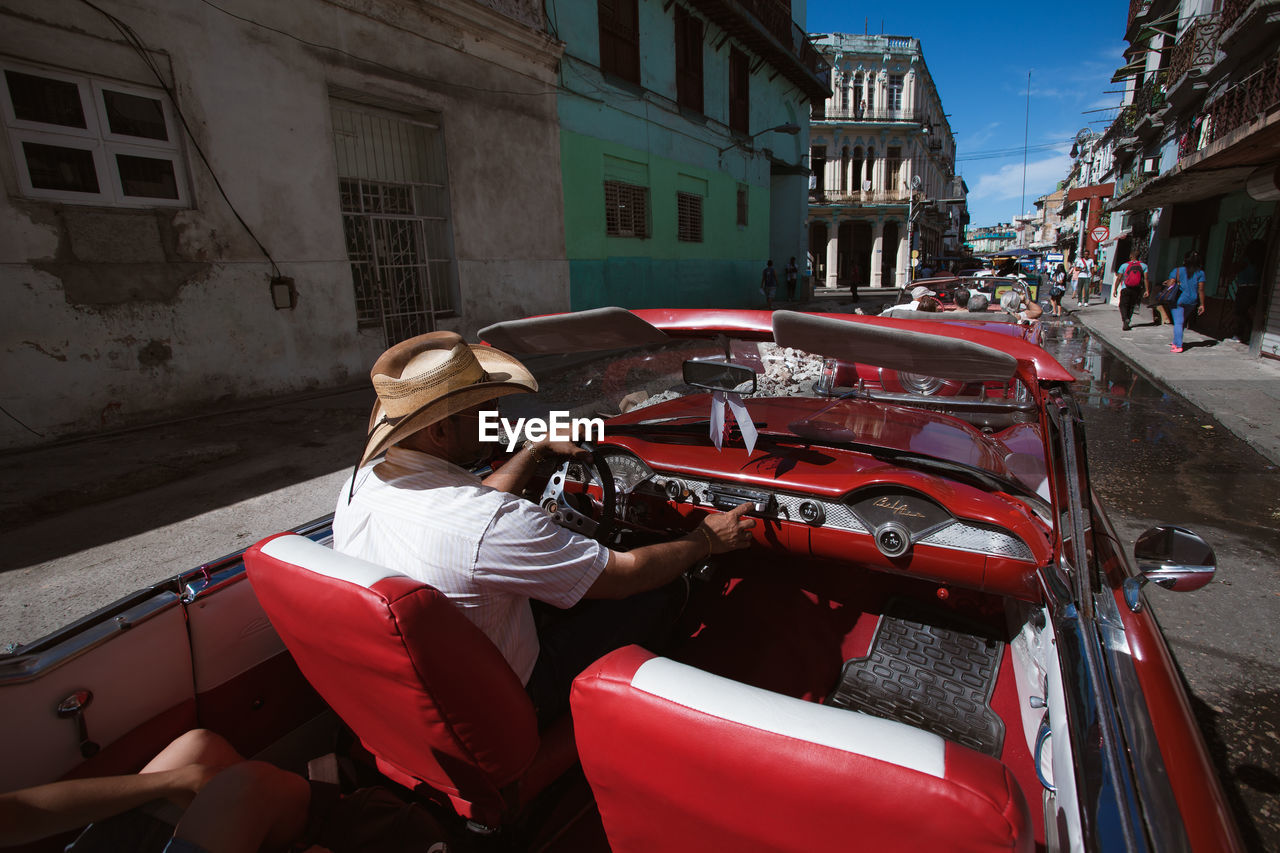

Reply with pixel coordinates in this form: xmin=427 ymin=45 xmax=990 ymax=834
xmin=717 ymin=122 xmax=801 ymax=155
xmin=907 ymin=183 xmax=967 ymax=281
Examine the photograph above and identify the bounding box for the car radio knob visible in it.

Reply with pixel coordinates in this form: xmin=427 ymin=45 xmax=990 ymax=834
xmin=798 ymin=500 xmax=824 ymax=526
xmin=874 ymin=522 xmax=912 ymax=558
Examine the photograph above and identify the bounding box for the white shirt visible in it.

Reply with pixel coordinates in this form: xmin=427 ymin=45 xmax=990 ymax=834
xmin=333 ymin=447 xmax=609 ymax=684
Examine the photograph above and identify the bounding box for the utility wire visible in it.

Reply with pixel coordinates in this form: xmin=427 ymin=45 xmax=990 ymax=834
xmin=195 ymin=0 xmax=558 ymax=98
xmin=74 ymin=0 xmax=281 ymax=278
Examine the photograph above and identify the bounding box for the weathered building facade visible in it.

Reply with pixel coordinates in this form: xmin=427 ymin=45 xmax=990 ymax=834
xmin=556 ymin=0 xmax=828 ymax=309
xmin=806 ymin=34 xmax=960 ymax=290
xmin=1 ymin=0 xmax=567 ymax=448
xmin=1106 ymin=0 xmax=1279 ymax=356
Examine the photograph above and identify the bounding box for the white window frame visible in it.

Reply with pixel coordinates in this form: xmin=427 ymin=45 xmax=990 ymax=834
xmin=1 ymin=61 xmax=188 ymax=207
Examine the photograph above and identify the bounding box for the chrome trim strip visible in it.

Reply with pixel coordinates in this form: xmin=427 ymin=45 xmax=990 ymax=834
xmin=0 ymin=591 xmax=182 ymax=685
xmin=918 ymin=521 xmax=1034 ymax=562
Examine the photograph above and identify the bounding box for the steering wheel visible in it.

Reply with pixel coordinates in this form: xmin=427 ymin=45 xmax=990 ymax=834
xmin=539 ymin=445 xmax=616 ymax=543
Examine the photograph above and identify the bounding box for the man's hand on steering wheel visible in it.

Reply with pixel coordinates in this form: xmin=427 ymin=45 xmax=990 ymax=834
xmin=529 ymin=439 xmax=591 ymax=462
xmin=698 ymin=502 xmax=757 ymax=554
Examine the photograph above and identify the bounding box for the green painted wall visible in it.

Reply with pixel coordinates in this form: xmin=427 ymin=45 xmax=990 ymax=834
xmin=553 ymin=0 xmax=814 ymax=310
xmin=561 ymin=130 xmax=773 ymax=309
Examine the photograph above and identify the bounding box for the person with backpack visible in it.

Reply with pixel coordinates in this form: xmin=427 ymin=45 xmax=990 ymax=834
xmin=1049 ymin=263 xmax=1067 ymax=318
xmin=1114 ymin=249 xmax=1149 ymax=330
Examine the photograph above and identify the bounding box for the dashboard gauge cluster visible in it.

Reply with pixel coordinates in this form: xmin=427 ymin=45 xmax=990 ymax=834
xmin=564 ymin=450 xmax=1034 ymax=564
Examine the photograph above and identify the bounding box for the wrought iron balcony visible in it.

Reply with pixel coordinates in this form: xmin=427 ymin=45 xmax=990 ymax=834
xmin=685 ymin=0 xmax=830 ymax=101
xmin=1175 ymin=53 xmax=1279 ymax=163
xmin=816 ymin=108 xmax=923 ymax=124
xmin=1168 ymin=14 xmax=1222 ymax=89
xmin=1113 ymin=70 xmax=1168 ymax=138
xmin=1219 ymin=0 xmax=1280 ymax=67
xmin=810 ymin=189 xmax=913 ymax=205
xmin=1196 ymin=56 xmax=1280 ymax=151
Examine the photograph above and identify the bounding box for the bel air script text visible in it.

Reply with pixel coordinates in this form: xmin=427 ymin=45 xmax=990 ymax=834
xmin=478 ymin=411 xmax=605 ymax=452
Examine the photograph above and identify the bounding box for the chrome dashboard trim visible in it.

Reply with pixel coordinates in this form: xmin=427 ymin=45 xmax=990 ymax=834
xmin=656 ymin=473 xmax=1034 ymax=562
xmin=918 ymin=522 xmax=1034 ymax=562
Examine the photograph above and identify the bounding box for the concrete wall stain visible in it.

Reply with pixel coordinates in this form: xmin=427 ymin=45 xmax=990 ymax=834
xmin=137 ymin=340 xmax=173 ymax=368
xmin=21 ymin=341 xmax=67 ymax=361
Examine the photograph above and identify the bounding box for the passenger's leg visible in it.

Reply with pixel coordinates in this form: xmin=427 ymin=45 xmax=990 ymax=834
xmin=141 ymin=730 xmax=241 ymax=777
xmin=167 ymin=763 xmax=310 ymax=853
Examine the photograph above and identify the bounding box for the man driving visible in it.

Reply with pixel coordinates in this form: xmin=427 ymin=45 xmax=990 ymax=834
xmin=333 ymin=331 xmax=756 ymax=721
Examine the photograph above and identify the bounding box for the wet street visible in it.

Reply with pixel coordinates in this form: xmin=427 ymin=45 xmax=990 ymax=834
xmin=1040 ymin=319 xmax=1280 ymax=851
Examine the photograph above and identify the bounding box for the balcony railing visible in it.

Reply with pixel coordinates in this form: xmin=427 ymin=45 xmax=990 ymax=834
xmin=817 ymin=108 xmax=920 ymax=123
xmin=1168 ymin=14 xmax=1222 ymax=84
xmin=810 ymin=189 xmax=912 ymax=205
xmin=1114 ymin=69 xmax=1168 ymax=135
xmin=685 ymin=0 xmax=829 ymax=99
xmin=1221 ymin=0 xmax=1252 ymax=31
xmin=1128 ymin=0 xmax=1149 ymax=30
xmin=1177 ymin=56 xmax=1280 ymax=158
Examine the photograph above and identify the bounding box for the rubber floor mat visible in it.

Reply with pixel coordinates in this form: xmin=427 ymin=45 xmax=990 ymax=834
xmin=826 ymin=600 xmax=1006 ymax=757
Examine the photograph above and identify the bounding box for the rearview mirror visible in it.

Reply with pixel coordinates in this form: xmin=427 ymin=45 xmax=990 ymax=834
xmin=682 ymin=359 xmax=756 ymax=395
xmin=1123 ymin=525 xmax=1217 ymax=612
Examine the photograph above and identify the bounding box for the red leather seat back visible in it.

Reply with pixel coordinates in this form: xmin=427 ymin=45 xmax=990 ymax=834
xmin=571 ymin=645 xmax=1032 ymax=853
xmin=245 ymin=533 xmax=539 ymax=823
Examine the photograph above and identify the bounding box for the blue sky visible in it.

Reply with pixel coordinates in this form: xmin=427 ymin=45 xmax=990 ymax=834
xmin=805 ymin=0 xmax=1129 ymax=229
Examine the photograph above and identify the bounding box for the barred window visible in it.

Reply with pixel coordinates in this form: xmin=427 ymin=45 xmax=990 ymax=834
xmin=604 ymin=180 xmax=648 ymax=237
xmin=332 ymin=101 xmax=457 ymax=345
xmin=736 ymin=184 xmax=748 ymax=227
xmin=677 ymin=191 xmax=703 ymax=242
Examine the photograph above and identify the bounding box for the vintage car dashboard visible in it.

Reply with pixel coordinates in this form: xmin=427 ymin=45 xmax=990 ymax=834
xmin=564 ymin=444 xmax=1049 ymax=601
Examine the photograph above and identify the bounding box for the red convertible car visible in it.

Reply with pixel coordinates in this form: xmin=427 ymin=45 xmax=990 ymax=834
xmin=0 ymin=308 xmax=1241 ymax=851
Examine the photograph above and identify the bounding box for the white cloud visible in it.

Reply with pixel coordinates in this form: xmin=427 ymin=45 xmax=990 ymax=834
xmin=960 ymin=121 xmax=1002 ymax=152
xmin=969 ymin=152 xmax=1073 ymax=203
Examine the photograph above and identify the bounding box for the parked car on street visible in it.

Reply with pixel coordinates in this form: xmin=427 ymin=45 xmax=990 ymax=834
xmin=0 ymin=308 xmax=1242 ymax=852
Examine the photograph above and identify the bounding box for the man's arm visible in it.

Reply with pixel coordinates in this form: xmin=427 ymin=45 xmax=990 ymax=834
xmin=483 ymin=440 xmax=588 ymax=496
xmin=585 ymin=503 xmax=756 ymax=599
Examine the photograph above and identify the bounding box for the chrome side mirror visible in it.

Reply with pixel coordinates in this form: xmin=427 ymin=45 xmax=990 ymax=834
xmin=1123 ymin=525 xmax=1217 ymax=613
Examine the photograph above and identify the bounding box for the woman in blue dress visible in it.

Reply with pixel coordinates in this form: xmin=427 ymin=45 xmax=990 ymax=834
xmin=1169 ymin=251 xmax=1206 ymax=353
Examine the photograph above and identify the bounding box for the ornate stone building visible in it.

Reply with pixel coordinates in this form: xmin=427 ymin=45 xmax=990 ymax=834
xmin=806 ymin=33 xmax=963 ymax=290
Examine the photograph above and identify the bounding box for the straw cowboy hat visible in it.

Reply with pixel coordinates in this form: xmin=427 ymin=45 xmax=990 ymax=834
xmin=356 ymin=331 xmax=537 ymax=469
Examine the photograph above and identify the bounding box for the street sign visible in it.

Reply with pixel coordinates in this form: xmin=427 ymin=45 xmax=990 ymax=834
xmin=1090 ymin=225 xmax=1110 ymax=242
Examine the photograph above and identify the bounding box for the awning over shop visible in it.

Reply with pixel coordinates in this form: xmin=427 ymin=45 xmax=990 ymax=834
xmin=1110 ymin=109 xmax=1280 ymax=211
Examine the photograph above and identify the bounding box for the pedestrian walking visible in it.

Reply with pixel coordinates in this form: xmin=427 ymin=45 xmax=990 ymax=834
xmin=784 ymin=256 xmax=799 ymax=301
xmin=1080 ymin=252 xmax=1097 ymax=302
xmin=1114 ymin=250 xmax=1149 ymax=330
xmin=1166 ymin=251 xmax=1206 ymax=353
xmin=760 ymin=259 xmax=778 ymax=309
xmin=1070 ymin=256 xmax=1084 ymax=299
xmin=1049 ymin=263 xmax=1067 ymax=317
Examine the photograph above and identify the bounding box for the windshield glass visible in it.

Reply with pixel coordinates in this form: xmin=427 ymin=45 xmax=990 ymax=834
xmin=496 ymin=336 xmax=1048 ymax=502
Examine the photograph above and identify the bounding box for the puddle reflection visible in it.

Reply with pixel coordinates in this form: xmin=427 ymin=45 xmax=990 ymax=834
xmin=1038 ymin=319 xmax=1280 ymax=535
